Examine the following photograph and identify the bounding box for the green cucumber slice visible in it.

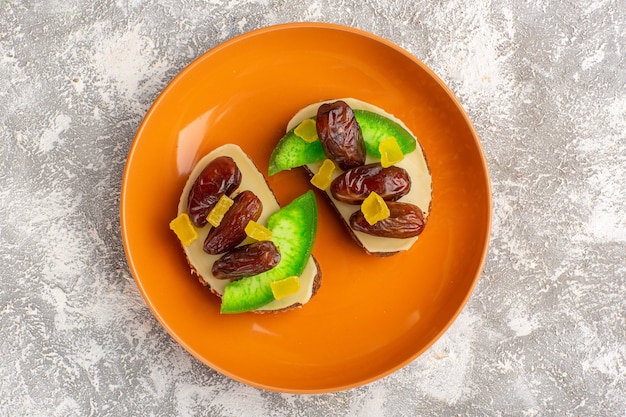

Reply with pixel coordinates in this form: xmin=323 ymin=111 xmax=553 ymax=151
xmin=354 ymin=110 xmax=417 ymax=158
xmin=268 ymin=118 xmax=326 ymax=176
xmin=220 ymin=190 xmax=317 ymax=314
xmin=268 ymin=109 xmax=417 ymax=175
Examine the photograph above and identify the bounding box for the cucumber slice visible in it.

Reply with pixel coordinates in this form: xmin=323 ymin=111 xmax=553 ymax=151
xmin=354 ymin=110 xmax=417 ymax=158
xmin=268 ymin=109 xmax=417 ymax=175
xmin=268 ymin=118 xmax=326 ymax=176
xmin=220 ymin=190 xmax=318 ymax=314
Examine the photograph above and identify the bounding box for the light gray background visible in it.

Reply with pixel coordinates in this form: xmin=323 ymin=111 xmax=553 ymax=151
xmin=1 ymin=1 xmax=624 ymax=416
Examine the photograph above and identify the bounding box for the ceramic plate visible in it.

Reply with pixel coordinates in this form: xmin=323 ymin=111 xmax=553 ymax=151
xmin=120 ymin=23 xmax=491 ymax=393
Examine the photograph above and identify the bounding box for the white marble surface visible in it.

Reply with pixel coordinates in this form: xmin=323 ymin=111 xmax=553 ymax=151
xmin=1 ymin=1 xmax=624 ymax=416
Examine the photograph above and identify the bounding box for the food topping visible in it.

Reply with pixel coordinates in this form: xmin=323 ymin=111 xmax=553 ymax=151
xmin=206 ymin=194 xmax=234 ymax=227
xmin=330 ymin=163 xmax=411 ymax=204
xmin=310 ymin=159 xmax=336 ymax=190
xmin=203 ymin=190 xmax=263 ymax=254
xmin=187 ymin=156 xmax=242 ymax=227
xmin=294 ymin=118 xmax=318 ymax=143
xmin=355 ymin=109 xmax=418 ymax=158
xmin=268 ymin=132 xmax=325 ymax=176
xmin=270 ymin=276 xmax=301 ymax=300
xmin=268 ymin=99 xmax=422 ymax=176
xmin=379 ymin=137 xmax=404 ymax=168
xmin=351 ymin=201 xmax=425 ymax=238
xmin=212 ymin=241 xmax=281 ymax=280
xmin=245 ymin=220 xmax=273 ymax=241
xmin=360 ymin=192 xmax=390 ymax=225
xmin=169 ymin=213 xmax=198 ymax=246
xmin=316 ymin=100 xmax=366 ymax=170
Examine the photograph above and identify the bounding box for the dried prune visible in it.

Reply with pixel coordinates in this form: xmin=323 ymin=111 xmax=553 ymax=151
xmin=187 ymin=156 xmax=242 ymax=227
xmin=350 ymin=202 xmax=425 ymax=238
xmin=203 ymin=191 xmax=262 ymax=254
xmin=212 ymin=241 xmax=281 ymax=280
xmin=316 ymin=100 xmax=366 ymax=170
xmin=330 ymin=163 xmax=411 ymax=204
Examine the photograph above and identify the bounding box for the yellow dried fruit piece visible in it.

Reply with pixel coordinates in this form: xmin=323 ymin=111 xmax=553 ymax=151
xmin=270 ymin=276 xmax=301 ymax=300
xmin=310 ymin=159 xmax=336 ymax=190
xmin=244 ymin=220 xmax=273 ymax=241
xmin=379 ymin=137 xmax=404 ymax=168
xmin=206 ymin=194 xmax=234 ymax=227
xmin=169 ymin=213 xmax=198 ymax=246
xmin=361 ymin=192 xmax=390 ymax=225
xmin=294 ymin=118 xmax=318 ymax=143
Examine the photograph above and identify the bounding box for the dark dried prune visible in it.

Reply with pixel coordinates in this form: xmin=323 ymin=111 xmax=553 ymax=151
xmin=203 ymin=191 xmax=262 ymax=254
xmin=330 ymin=163 xmax=411 ymax=204
xmin=212 ymin=241 xmax=281 ymax=280
xmin=316 ymin=100 xmax=366 ymax=170
xmin=187 ymin=156 xmax=242 ymax=227
xmin=350 ymin=202 xmax=425 ymax=238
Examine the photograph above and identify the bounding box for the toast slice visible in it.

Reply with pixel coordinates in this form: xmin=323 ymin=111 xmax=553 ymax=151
xmin=284 ymin=98 xmax=433 ymax=256
xmin=176 ymin=144 xmax=321 ymax=312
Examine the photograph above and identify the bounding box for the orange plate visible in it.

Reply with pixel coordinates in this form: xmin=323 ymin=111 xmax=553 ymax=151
xmin=120 ymin=23 xmax=491 ymax=393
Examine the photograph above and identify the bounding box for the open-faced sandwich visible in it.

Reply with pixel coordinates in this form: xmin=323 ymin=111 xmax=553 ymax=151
xmin=169 ymin=144 xmax=321 ymax=314
xmin=269 ymin=98 xmax=432 ymax=256
xmin=169 ymin=99 xmax=430 ymax=312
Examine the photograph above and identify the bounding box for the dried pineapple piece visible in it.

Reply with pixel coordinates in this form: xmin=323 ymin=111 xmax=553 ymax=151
xmin=310 ymin=159 xmax=336 ymax=190
xmin=206 ymin=194 xmax=234 ymax=227
xmin=270 ymin=276 xmax=301 ymax=300
xmin=169 ymin=213 xmax=198 ymax=246
xmin=361 ymin=192 xmax=390 ymax=225
xmin=244 ymin=220 xmax=273 ymax=241
xmin=379 ymin=137 xmax=404 ymax=168
xmin=294 ymin=118 xmax=318 ymax=143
